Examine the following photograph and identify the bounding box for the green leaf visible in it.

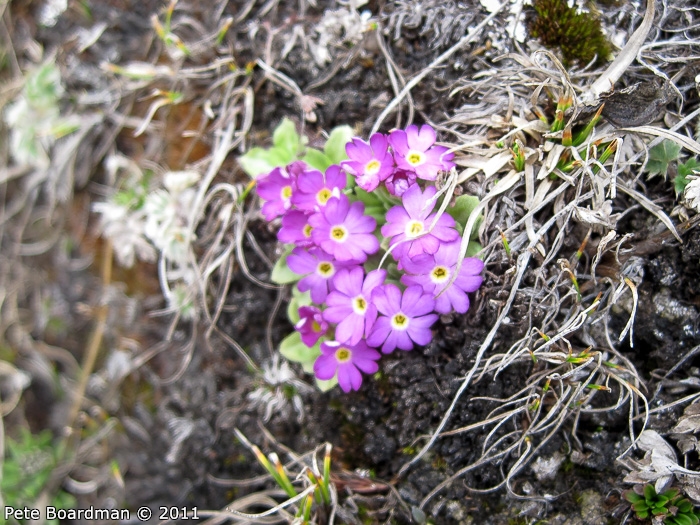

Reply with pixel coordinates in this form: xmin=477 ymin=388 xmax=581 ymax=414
xmin=663 ymin=488 xmax=681 ymax=500
xmin=287 ymin=286 xmax=312 ymax=324
xmin=354 ymin=187 xmax=383 ymax=207
xmin=624 ymin=491 xmax=644 ymax=504
xmin=633 ymin=501 xmax=650 ymax=512
xmin=644 ymin=484 xmax=658 ymax=501
xmin=679 ymin=158 xmax=700 ymax=178
xmin=676 ymin=158 xmax=700 ymax=194
xmin=673 ymin=514 xmax=694 ymax=525
xmin=270 ymin=247 xmax=302 ymax=285
xmin=365 ymin=208 xmax=388 ymax=224
xmin=656 ymin=496 xmax=670 ymax=507
xmin=266 ymin=147 xmax=296 ymax=168
xmin=466 ymin=240 xmax=483 ymax=258
xmin=646 ymin=140 xmax=682 ymax=178
xmin=279 ymin=332 xmax=321 ymax=372
xmin=374 ymin=185 xmax=401 ymax=208
xmin=302 ymin=148 xmax=332 ymax=172
xmin=678 ymin=500 xmax=694 ymax=513
xmin=324 ymin=125 xmax=354 ymax=165
xmin=238 ymin=147 xmax=277 ymax=178
xmin=273 ymin=118 xmax=301 ymax=159
xmin=447 ymin=195 xmax=482 ymax=240
xmin=315 ymin=376 xmax=338 ymax=392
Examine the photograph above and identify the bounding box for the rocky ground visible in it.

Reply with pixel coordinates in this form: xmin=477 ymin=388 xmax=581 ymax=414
xmin=2 ymin=0 xmax=700 ymax=524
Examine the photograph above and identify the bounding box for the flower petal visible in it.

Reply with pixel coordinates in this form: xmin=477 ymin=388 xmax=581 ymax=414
xmin=313 ymin=354 xmax=338 ymax=380
xmin=410 ymin=124 xmax=437 ymax=151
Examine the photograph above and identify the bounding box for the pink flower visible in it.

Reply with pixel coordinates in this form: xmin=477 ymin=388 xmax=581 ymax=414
xmin=277 ymin=210 xmax=314 ymax=247
xmin=256 ymin=166 xmax=296 ymax=220
xmin=388 ymin=124 xmax=455 ymax=181
xmin=291 ymin=165 xmax=346 ymax=212
xmin=314 ymin=340 xmax=381 ymax=392
xmin=366 ymin=284 xmax=438 ymax=353
xmin=324 ymin=268 xmax=386 ymax=345
xmin=295 ymin=306 xmax=328 ymax=347
xmin=342 ymin=133 xmax=395 ymax=192
xmin=401 ymin=241 xmax=484 ymax=314
xmin=309 ymin=194 xmax=379 ymax=263
xmin=381 ymin=184 xmax=459 ymax=263
xmin=384 ymin=169 xmax=417 ymax=197
xmin=287 ymin=247 xmax=357 ymax=303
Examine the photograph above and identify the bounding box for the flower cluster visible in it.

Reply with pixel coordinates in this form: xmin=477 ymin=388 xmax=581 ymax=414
xmin=256 ymin=124 xmax=484 ymax=392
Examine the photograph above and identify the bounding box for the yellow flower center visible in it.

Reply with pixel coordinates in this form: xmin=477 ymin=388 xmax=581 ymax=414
xmin=365 ymin=159 xmax=381 ymax=175
xmin=352 ymin=296 xmax=367 ymax=315
xmin=430 ymin=266 xmax=450 ymax=284
xmin=318 ymin=262 xmax=334 ymax=277
xmin=405 ymin=220 xmax=424 ymax=239
xmin=281 ymin=185 xmax=293 ymax=200
xmin=335 ymin=347 xmax=352 ymax=363
xmin=330 ymin=225 xmax=348 ymax=242
xmin=316 ymin=188 xmax=332 ymax=206
xmin=391 ymin=313 xmax=409 ymax=330
xmin=303 ymin=224 xmax=313 ymax=238
xmin=312 ymin=320 xmax=321 ymax=332
xmin=406 ymin=150 xmax=425 ymax=166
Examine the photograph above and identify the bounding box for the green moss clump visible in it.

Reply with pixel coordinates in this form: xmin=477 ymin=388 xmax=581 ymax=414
xmin=527 ymin=0 xmax=612 ymax=68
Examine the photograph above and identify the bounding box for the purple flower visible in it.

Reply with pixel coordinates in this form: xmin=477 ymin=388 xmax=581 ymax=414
xmin=309 ymin=194 xmax=379 ymax=263
xmin=256 ymin=166 xmax=295 ymax=221
xmin=401 ymin=242 xmax=484 ymax=314
xmin=384 ymin=169 xmax=417 ymax=197
xmin=366 ymin=284 xmax=438 ymax=353
xmin=388 ymin=124 xmax=455 ymax=181
xmin=278 ymin=210 xmax=314 ymax=246
xmin=295 ymin=306 xmax=328 ymax=347
xmin=286 ymin=160 xmax=308 ymax=179
xmin=291 ymin=165 xmax=346 ymax=212
xmin=381 ymin=184 xmax=459 ymax=263
xmin=287 ymin=247 xmax=355 ymax=303
xmin=342 ymin=133 xmax=395 ymax=192
xmin=313 ymin=340 xmax=381 ymax=393
xmin=324 ymin=268 xmax=386 ymax=345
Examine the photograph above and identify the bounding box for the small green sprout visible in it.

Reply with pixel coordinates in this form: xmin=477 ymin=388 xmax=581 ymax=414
xmin=215 ymin=17 xmax=234 ymax=46
xmin=550 ymin=94 xmax=573 ymax=133
xmin=499 ymin=227 xmax=512 ymax=259
xmin=151 ymin=0 xmax=191 ymax=56
xmin=559 ymin=259 xmax=581 ymax=301
xmin=511 ymin=139 xmax=526 ymax=172
xmin=624 ymin=484 xmax=700 ymax=524
xmin=572 ymin=104 xmax=604 ymax=147
xmin=234 ymin=430 xmax=334 ymax=524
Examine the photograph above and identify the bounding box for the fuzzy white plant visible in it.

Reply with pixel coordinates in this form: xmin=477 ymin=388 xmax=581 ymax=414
xmin=4 ymin=62 xmax=79 ymax=168
xmin=93 ymin=158 xmax=202 ymax=320
xmin=247 ymin=356 xmax=313 ymax=422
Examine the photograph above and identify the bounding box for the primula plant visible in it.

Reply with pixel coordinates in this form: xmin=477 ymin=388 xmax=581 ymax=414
xmin=624 ymin=484 xmax=700 ymax=525
xmin=242 ymin=120 xmax=484 ymax=392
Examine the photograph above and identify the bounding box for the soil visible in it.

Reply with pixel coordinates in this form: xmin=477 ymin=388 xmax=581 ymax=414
xmin=4 ymin=0 xmax=700 ymax=524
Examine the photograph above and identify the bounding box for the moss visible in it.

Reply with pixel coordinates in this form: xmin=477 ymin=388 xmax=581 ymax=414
xmin=527 ymin=0 xmax=612 ymax=68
